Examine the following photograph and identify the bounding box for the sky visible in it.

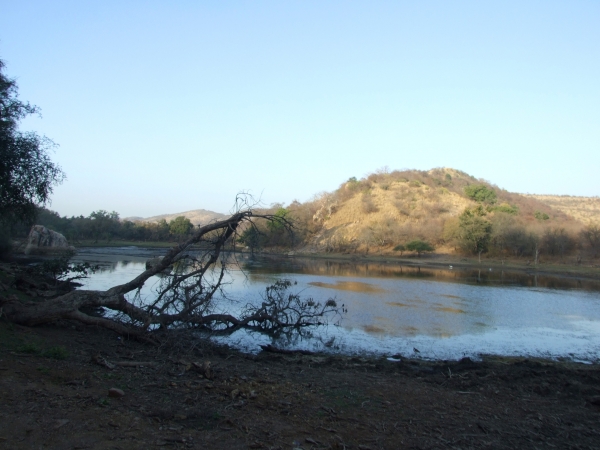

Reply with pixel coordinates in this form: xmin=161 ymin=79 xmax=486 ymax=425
xmin=1 ymin=1 xmax=599 ymax=218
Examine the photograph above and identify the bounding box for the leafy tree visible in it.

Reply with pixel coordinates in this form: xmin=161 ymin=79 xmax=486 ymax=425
xmin=0 ymin=60 xmax=65 ymax=229
xmin=262 ymin=207 xmax=295 ymax=248
xmin=239 ymin=225 xmax=262 ymax=256
xmin=267 ymin=207 xmax=290 ymax=232
xmin=464 ymin=184 xmax=497 ymax=204
xmin=405 ymin=239 xmax=434 ymax=256
xmin=393 ymin=244 xmax=406 ymax=255
xmin=88 ymin=210 xmax=120 ymax=242
xmin=534 ymin=211 xmax=550 ymax=221
xmin=457 ymin=206 xmax=492 ymax=262
xmin=169 ymin=216 xmax=193 ymax=238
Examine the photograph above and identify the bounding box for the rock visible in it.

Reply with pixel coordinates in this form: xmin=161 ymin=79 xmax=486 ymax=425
xmin=24 ymin=225 xmax=74 ymax=255
xmin=108 ymin=388 xmax=125 ymax=398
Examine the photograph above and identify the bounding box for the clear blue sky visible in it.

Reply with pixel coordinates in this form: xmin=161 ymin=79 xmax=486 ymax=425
xmin=1 ymin=1 xmax=598 ymax=217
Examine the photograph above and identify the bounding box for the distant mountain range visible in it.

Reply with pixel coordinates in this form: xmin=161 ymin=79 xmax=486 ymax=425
xmin=123 ymin=209 xmax=227 ymax=226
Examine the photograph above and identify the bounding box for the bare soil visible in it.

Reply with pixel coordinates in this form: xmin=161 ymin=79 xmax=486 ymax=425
xmin=1 ymin=320 xmax=600 ymax=450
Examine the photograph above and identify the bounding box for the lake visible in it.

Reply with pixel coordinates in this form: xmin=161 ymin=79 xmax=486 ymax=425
xmin=72 ymin=247 xmax=600 ymax=362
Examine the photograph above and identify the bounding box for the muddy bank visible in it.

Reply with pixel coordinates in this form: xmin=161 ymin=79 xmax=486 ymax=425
xmin=1 ymin=321 xmax=599 ymax=449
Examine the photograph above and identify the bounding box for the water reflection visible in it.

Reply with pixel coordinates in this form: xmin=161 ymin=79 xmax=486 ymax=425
xmin=308 ymin=280 xmax=386 ymax=293
xmin=243 ymin=256 xmax=600 ymax=291
xmin=72 ymin=249 xmax=600 ymax=361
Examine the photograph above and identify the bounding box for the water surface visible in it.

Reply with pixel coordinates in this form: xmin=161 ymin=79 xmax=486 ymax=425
xmin=73 ymin=248 xmax=600 ymax=362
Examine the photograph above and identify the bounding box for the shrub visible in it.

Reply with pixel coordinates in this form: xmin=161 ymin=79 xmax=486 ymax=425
xmin=361 ymin=194 xmax=379 ymax=214
xmin=493 ymin=203 xmax=519 ymax=215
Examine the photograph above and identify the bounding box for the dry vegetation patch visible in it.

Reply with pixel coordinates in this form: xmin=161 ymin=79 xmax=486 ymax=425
xmin=525 ymin=194 xmax=600 ymax=224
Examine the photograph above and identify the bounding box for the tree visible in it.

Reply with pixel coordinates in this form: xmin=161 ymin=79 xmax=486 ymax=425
xmin=393 ymin=244 xmax=406 ymax=255
xmin=405 ymin=239 xmax=434 ymax=257
xmin=0 ymin=59 xmax=65 ymax=228
xmin=239 ymin=224 xmax=262 ymax=256
xmin=1 ymin=208 xmax=341 ymax=341
xmin=169 ymin=216 xmax=193 ymax=239
xmin=457 ymin=206 xmax=492 ymax=263
xmin=464 ymin=184 xmax=497 ymax=204
xmin=88 ymin=210 xmax=120 ymax=242
xmin=580 ymin=224 xmax=600 ymax=258
xmin=542 ymin=227 xmax=574 ymax=260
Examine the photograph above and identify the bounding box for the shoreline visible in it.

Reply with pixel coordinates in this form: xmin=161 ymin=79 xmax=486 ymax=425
xmin=71 ymin=239 xmax=600 ymax=281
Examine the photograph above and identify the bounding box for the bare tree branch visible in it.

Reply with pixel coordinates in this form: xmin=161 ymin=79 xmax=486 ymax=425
xmin=1 ymin=206 xmax=342 ymax=344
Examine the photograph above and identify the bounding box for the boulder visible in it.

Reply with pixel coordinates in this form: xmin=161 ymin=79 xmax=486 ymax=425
xmin=24 ymin=225 xmax=74 ymax=255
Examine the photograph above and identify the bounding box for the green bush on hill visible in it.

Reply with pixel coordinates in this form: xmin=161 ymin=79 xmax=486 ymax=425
xmin=464 ymin=184 xmax=497 ymax=204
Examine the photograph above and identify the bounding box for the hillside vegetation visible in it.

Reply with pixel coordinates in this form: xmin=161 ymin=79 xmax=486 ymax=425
xmin=245 ymin=168 xmax=599 ymax=263
xmin=524 ymin=194 xmax=600 ymax=224
xmin=27 ymin=167 xmax=599 ymax=263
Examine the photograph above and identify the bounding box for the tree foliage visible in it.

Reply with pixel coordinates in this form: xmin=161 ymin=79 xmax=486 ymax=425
xmin=169 ymin=216 xmax=193 ymax=238
xmin=464 ymin=184 xmax=497 ymax=204
xmin=405 ymin=239 xmax=434 ymax=256
xmin=0 ymin=59 xmax=65 ymax=226
xmin=457 ymin=206 xmax=492 ymax=261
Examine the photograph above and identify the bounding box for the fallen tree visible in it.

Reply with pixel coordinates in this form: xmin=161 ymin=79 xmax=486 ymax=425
xmin=1 ymin=208 xmax=341 ymax=342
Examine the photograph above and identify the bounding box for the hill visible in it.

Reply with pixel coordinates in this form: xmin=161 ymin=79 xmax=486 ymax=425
xmin=245 ymin=167 xmax=597 ymax=261
xmin=124 ymin=209 xmax=227 ymax=226
xmin=524 ymin=194 xmax=600 ymax=225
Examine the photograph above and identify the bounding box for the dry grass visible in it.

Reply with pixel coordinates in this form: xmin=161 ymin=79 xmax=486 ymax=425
xmin=312 ymin=173 xmax=472 ymax=251
xmin=302 ymin=168 xmax=591 ymax=255
xmin=525 ymin=194 xmax=600 ymax=225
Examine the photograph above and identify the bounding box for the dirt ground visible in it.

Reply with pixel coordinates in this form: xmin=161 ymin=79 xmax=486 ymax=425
xmin=1 ymin=320 xmax=600 ymax=450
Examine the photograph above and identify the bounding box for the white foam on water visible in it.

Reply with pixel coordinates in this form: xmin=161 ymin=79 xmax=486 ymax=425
xmin=213 ymin=320 xmax=600 ymax=363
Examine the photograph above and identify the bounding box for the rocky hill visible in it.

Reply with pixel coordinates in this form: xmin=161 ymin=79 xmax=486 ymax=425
xmin=290 ymin=168 xmax=582 ymax=254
